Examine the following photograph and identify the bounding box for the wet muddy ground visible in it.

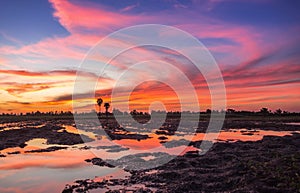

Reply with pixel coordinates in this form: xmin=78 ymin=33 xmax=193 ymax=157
xmin=0 ymin=116 xmax=300 ymax=193
xmin=63 ymin=133 xmax=300 ymax=193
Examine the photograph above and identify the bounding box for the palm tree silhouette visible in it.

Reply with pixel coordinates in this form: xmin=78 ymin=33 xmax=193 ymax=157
xmin=96 ymin=98 xmax=103 ymax=115
xmin=104 ymin=102 xmax=110 ymax=117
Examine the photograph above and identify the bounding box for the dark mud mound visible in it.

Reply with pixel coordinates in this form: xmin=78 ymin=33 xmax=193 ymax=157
xmin=0 ymin=123 xmax=93 ymax=150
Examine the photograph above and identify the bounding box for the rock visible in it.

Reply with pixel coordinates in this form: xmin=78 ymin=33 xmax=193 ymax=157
xmin=158 ymin=136 xmax=168 ymax=140
xmin=0 ymin=153 xmax=6 ymax=157
xmin=19 ymin=143 xmax=27 ymax=148
xmin=86 ymin=158 xmax=115 ymax=168
xmin=7 ymin=151 xmax=20 ymax=155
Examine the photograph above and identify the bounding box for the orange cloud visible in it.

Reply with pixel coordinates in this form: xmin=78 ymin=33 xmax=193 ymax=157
xmin=222 ymin=54 xmax=300 ymax=111
xmin=0 ymin=0 xmax=299 ymax=113
xmin=0 ymin=69 xmax=99 ymax=78
xmin=6 ymin=85 xmax=50 ymax=96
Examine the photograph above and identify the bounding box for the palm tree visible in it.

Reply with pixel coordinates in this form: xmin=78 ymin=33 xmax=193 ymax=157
xmin=96 ymin=98 xmax=103 ymax=115
xmin=104 ymin=102 xmax=110 ymax=117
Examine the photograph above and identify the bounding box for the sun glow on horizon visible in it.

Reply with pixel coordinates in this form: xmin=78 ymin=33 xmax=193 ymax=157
xmin=0 ymin=0 xmax=300 ymax=113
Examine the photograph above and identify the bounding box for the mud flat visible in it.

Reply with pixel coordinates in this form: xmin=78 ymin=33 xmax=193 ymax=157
xmin=222 ymin=119 xmax=300 ymax=131
xmin=24 ymin=146 xmax=68 ymax=153
xmin=63 ymin=133 xmax=300 ymax=193
xmin=0 ymin=123 xmax=93 ymax=151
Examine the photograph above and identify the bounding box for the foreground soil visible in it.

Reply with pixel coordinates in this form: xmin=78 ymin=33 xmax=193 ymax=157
xmin=63 ymin=133 xmax=300 ymax=193
xmin=0 ymin=122 xmax=93 ymax=151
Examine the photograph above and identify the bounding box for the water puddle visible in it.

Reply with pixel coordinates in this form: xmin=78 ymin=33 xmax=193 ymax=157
xmin=0 ymin=164 xmax=122 ymax=193
xmin=189 ymin=129 xmax=299 ymax=142
xmin=58 ymin=125 xmax=97 ymax=140
xmin=1 ymin=121 xmax=300 ymax=193
xmin=0 ymin=122 xmax=46 ymax=132
xmin=285 ymin=122 xmax=300 ymax=126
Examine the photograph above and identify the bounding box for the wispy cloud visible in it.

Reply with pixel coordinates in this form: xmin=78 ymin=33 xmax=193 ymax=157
xmin=0 ymin=69 xmax=99 ymax=78
xmin=120 ymin=3 xmax=139 ymax=12
xmin=49 ymin=0 xmax=141 ymax=33
xmin=0 ymin=0 xmax=299 ymax=112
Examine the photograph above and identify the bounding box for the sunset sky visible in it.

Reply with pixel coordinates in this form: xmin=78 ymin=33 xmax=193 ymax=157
xmin=0 ymin=0 xmax=300 ymax=113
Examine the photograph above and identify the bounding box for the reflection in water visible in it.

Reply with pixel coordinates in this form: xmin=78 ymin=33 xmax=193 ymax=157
xmin=0 ymin=121 xmax=46 ymax=132
xmin=1 ymin=137 xmax=68 ymax=154
xmin=0 ymin=164 xmax=124 ymax=193
xmin=58 ymin=125 xmax=97 ymax=140
xmin=0 ymin=149 xmax=93 ymax=170
xmin=190 ymin=129 xmax=299 ymax=142
xmin=285 ymin=122 xmax=300 ymax=126
xmin=0 ymin=121 xmax=299 ymax=193
xmin=26 ymin=138 xmax=48 ymax=148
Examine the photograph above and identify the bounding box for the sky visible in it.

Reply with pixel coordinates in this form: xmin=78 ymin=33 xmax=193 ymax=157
xmin=0 ymin=0 xmax=300 ymax=113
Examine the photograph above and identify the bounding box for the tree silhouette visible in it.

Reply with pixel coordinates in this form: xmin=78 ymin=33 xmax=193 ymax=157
xmin=104 ymin=102 xmax=110 ymax=117
xmin=206 ymin=109 xmax=211 ymax=114
xmin=227 ymin=108 xmax=236 ymax=114
xmin=275 ymin=108 xmax=282 ymax=115
xmin=260 ymin=107 xmax=270 ymax=115
xmin=96 ymin=98 xmax=103 ymax=114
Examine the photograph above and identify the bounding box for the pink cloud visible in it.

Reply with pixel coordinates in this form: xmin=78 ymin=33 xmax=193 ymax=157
xmin=0 ymin=57 xmax=8 ymax=67
xmin=0 ymin=34 xmax=99 ymax=62
xmin=120 ymin=3 xmax=139 ymax=12
xmin=0 ymin=0 xmax=264 ymax=70
xmin=0 ymin=0 xmax=298 ymax=113
xmin=176 ymin=23 xmax=262 ymax=64
xmin=49 ymin=0 xmax=141 ymax=33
